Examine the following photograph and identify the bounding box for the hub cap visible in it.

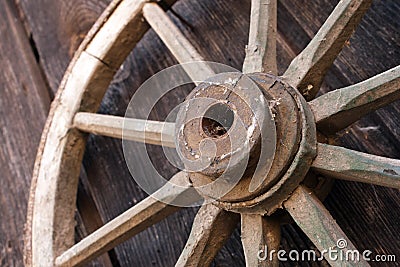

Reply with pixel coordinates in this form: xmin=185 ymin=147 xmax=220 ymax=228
xmin=175 ymin=72 xmax=317 ymax=214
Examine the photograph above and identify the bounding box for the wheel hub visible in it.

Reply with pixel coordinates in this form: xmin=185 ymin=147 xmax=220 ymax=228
xmin=175 ymin=73 xmax=318 ymax=214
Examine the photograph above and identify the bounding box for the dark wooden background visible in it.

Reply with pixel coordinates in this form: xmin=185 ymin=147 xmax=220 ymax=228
xmin=1 ymin=0 xmax=399 ymax=266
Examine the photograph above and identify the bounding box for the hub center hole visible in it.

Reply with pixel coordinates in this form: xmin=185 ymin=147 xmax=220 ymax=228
xmin=202 ymin=103 xmax=234 ymax=138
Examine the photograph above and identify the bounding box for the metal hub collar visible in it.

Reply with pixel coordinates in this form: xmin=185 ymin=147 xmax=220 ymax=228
xmin=175 ymin=72 xmax=317 ymax=215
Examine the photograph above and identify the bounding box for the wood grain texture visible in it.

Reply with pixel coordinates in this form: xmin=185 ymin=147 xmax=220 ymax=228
xmin=6 ymin=0 xmax=400 ymax=266
xmin=242 ymin=0 xmax=277 ymax=74
xmin=310 ymin=65 xmax=400 ymax=134
xmin=74 ymin=112 xmax=176 ymax=147
xmin=143 ymin=3 xmax=215 ymax=84
xmin=17 ymin=0 xmax=111 ymax=92
xmin=26 ymin=0 xmax=187 ymax=264
xmin=176 ymin=204 xmax=239 ymax=267
xmin=1 ymin=1 xmax=115 ymax=265
xmin=312 ymin=143 xmax=400 ymax=189
xmin=241 ymin=214 xmax=280 ymax=267
xmin=56 ymin=172 xmax=190 ymax=267
xmin=75 ymin=172 xmax=115 ymax=267
xmin=280 ymin=1 xmax=400 ymax=264
xmin=283 ymin=0 xmax=373 ymax=99
xmin=0 ymin=0 xmax=50 ymax=266
xmin=284 ymin=186 xmax=370 ymax=266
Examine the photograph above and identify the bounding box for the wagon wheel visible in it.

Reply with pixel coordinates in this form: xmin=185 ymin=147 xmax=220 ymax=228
xmin=24 ymin=0 xmax=400 ymax=266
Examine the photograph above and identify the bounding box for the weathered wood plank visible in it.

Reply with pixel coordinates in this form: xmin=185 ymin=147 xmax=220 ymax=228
xmin=0 ymin=0 xmax=50 ymax=266
xmin=17 ymin=0 xmax=111 ymax=92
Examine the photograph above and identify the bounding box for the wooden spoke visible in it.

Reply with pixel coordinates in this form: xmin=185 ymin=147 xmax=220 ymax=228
xmin=312 ymin=143 xmax=400 ymax=189
xmin=242 ymin=0 xmax=277 ymax=74
xmin=310 ymin=65 xmax=400 ymax=134
xmin=27 ymin=0 xmax=184 ymax=265
xmin=143 ymin=3 xmax=215 ymax=84
xmin=73 ymin=112 xmax=176 ymax=147
xmin=283 ymin=0 xmax=372 ymax=99
xmin=241 ymin=214 xmax=280 ymax=267
xmin=284 ymin=186 xmax=370 ymax=266
xmin=55 ymin=172 xmax=193 ymax=267
xmin=175 ymin=204 xmax=239 ymax=266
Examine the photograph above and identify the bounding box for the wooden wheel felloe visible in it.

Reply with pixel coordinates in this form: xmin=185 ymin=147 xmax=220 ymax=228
xmin=24 ymin=0 xmax=400 ymax=266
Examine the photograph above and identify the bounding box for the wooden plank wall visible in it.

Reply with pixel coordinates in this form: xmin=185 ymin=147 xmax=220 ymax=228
xmin=0 ymin=0 xmax=50 ymax=265
xmin=1 ymin=0 xmax=399 ymax=266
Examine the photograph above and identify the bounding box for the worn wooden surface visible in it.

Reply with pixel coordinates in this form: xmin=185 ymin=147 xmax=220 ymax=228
xmin=284 ymin=186 xmax=369 ymax=266
xmin=241 ymin=214 xmax=281 ymax=266
xmin=1 ymin=0 xmax=399 ymax=266
xmin=56 ymin=172 xmax=189 ymax=267
xmin=74 ymin=113 xmax=176 ymax=147
xmin=283 ymin=0 xmax=373 ymax=99
xmin=0 ymin=0 xmax=50 ymax=266
xmin=242 ymin=0 xmax=277 ymax=74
